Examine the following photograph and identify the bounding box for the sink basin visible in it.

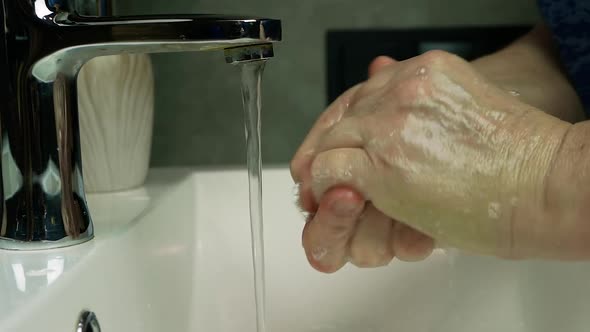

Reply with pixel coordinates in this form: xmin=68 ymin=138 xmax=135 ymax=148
xmin=2 ymin=167 xmax=590 ymax=331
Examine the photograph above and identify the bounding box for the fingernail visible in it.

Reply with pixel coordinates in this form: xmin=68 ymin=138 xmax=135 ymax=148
xmin=331 ymin=199 xmax=361 ymax=217
xmin=312 ymin=247 xmax=328 ymax=261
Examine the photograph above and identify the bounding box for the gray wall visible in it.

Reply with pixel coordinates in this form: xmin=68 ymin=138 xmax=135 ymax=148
xmin=116 ymin=0 xmax=540 ymax=167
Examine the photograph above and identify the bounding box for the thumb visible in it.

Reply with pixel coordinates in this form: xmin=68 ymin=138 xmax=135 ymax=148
xmin=309 ymin=148 xmax=375 ymax=204
xmin=368 ymin=56 xmax=397 ymax=78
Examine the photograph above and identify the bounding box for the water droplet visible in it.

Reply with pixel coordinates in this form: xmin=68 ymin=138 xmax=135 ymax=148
xmin=179 ymin=34 xmax=187 ymax=40
xmin=488 ymin=202 xmax=501 ymax=219
xmin=343 ymin=167 xmax=352 ymax=178
xmin=508 ymin=90 xmax=520 ymax=97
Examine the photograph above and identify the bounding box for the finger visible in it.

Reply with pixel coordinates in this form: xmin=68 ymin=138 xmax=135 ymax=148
xmin=291 ymin=84 xmax=362 ymax=183
xmin=291 ymin=84 xmax=362 ymax=214
xmin=302 ymin=186 xmax=365 ymax=273
xmin=349 ymin=203 xmax=395 ymax=268
xmin=392 ymin=222 xmax=435 ymax=262
xmin=317 ymin=117 xmax=366 ymax=154
xmin=292 ymin=57 xmax=399 ymax=214
xmin=312 ymin=85 xmax=400 ymax=155
xmin=368 ymin=56 xmax=397 ymax=78
xmin=310 ymin=148 xmax=374 ymax=204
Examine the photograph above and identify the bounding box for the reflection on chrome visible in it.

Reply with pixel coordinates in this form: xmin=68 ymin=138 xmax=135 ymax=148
xmin=1 ymin=137 xmax=23 ymax=200
xmin=38 ymin=160 xmax=62 ymax=196
xmin=34 ymin=0 xmax=53 ymax=19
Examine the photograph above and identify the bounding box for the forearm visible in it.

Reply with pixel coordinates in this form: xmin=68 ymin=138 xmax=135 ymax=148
xmin=471 ymin=24 xmax=584 ymax=123
xmin=471 ymin=25 xmax=589 ymax=259
xmin=540 ymin=120 xmax=590 ymax=259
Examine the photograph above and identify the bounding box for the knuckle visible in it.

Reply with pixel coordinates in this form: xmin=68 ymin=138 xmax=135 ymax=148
xmin=379 ymin=50 xmax=468 ymax=106
xmin=419 ymin=49 xmax=459 ymax=67
xmin=324 ymin=116 xmax=358 ymax=140
xmin=317 ymin=107 xmax=340 ymax=128
xmin=290 ymin=151 xmax=311 ymax=183
xmin=348 ymin=83 xmax=373 ymax=109
xmin=383 ymin=76 xmax=431 ymax=105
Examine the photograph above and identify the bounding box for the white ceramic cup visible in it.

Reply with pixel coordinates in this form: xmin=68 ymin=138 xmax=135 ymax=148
xmin=77 ymin=54 xmax=155 ymax=193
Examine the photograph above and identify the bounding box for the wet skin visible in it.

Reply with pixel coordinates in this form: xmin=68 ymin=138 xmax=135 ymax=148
xmin=291 ymin=51 xmax=578 ymax=273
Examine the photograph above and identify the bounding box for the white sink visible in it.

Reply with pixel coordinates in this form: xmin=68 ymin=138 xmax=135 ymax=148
xmin=2 ymin=168 xmax=590 ymax=332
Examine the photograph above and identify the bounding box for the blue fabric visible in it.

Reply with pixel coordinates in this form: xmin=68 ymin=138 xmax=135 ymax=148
xmin=538 ymin=0 xmax=590 ymax=116
xmin=47 ymin=0 xmax=68 ymax=8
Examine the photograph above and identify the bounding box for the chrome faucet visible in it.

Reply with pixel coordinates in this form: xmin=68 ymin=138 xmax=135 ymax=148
xmin=0 ymin=0 xmax=281 ymax=250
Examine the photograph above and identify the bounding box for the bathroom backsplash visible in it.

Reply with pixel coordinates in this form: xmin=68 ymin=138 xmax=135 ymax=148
xmin=114 ymin=0 xmax=539 ymax=167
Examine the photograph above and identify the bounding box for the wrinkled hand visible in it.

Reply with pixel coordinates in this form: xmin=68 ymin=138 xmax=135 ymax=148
xmin=291 ymin=56 xmax=435 ymax=273
xmin=292 ymin=51 xmax=569 ymax=272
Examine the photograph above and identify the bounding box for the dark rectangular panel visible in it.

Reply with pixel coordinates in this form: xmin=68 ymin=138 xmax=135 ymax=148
xmin=326 ymin=26 xmax=531 ymax=104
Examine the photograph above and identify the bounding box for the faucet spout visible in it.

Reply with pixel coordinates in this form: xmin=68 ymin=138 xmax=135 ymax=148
xmin=224 ymin=44 xmax=275 ymax=64
xmin=0 ymin=0 xmax=281 ymax=250
xmin=33 ymin=12 xmax=281 ymax=81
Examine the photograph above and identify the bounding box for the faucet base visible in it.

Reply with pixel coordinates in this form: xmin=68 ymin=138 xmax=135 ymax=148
xmin=0 ymin=0 xmax=281 ymax=251
xmin=0 ymin=232 xmax=94 ymax=251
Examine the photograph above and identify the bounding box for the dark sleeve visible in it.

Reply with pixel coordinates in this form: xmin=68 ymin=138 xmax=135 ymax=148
xmin=538 ymin=0 xmax=590 ymax=116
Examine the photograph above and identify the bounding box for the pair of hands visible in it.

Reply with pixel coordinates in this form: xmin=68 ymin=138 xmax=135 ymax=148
xmin=291 ymin=51 xmax=568 ymax=273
